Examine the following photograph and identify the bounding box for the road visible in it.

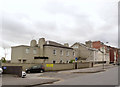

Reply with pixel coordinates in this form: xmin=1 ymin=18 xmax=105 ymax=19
xmin=50 ymin=67 xmax=118 ymax=85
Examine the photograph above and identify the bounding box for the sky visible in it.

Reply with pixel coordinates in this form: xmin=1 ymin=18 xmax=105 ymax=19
xmin=0 ymin=0 xmax=119 ymax=60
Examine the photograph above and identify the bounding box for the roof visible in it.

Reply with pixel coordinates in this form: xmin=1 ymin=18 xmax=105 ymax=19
xmin=71 ymin=42 xmax=98 ymax=51
xmin=11 ymin=45 xmax=30 ymax=48
xmin=44 ymin=41 xmax=73 ymax=49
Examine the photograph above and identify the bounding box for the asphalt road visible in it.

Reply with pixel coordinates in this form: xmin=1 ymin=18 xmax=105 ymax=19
xmin=51 ymin=67 xmax=118 ymax=85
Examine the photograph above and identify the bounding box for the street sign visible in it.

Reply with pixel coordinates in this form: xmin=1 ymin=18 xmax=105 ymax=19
xmin=3 ymin=66 xmax=7 ymax=70
xmin=75 ymin=57 xmax=78 ymax=61
xmin=46 ymin=64 xmax=53 ymax=67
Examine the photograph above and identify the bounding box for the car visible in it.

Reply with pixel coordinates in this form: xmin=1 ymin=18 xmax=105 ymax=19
xmin=22 ymin=71 xmax=26 ymax=78
xmin=0 ymin=68 xmax=3 ymax=75
xmin=26 ymin=65 xmax=45 ymax=73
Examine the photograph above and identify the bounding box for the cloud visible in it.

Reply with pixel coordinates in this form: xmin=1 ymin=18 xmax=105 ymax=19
xmin=1 ymin=0 xmax=118 ymax=59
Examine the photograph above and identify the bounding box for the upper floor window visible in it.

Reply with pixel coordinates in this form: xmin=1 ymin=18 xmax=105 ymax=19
xmin=73 ymin=45 xmax=78 ymax=48
xmin=73 ymin=52 xmax=75 ymax=56
xmin=66 ymin=51 xmax=69 ymax=56
xmin=53 ymin=50 xmax=56 ymax=55
xmin=33 ymin=49 xmax=37 ymax=54
xmin=60 ymin=50 xmax=63 ymax=55
xmin=26 ymin=48 xmax=29 ymax=53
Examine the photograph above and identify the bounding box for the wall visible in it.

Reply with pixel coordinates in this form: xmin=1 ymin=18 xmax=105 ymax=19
xmin=2 ymin=62 xmax=92 ymax=71
xmin=11 ymin=46 xmax=42 ymax=63
xmin=77 ymin=62 xmax=92 ymax=69
xmin=44 ymin=46 xmax=76 ymax=63
xmin=92 ymin=41 xmax=101 ymax=49
xmin=2 ymin=66 xmax=22 ymax=77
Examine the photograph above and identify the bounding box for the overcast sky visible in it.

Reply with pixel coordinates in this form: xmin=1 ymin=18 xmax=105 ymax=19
xmin=0 ymin=0 xmax=119 ymax=60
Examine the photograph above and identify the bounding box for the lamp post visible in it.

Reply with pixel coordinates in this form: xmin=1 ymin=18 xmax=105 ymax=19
xmin=102 ymin=42 xmax=109 ymax=70
xmin=102 ymin=46 xmax=105 ymax=70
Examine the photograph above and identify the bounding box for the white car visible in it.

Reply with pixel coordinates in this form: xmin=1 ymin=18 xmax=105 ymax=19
xmin=0 ymin=68 xmax=3 ymax=74
xmin=22 ymin=71 xmax=26 ymax=78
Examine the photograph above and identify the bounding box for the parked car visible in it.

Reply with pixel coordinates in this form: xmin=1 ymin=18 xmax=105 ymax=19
xmin=0 ymin=68 xmax=3 ymax=75
xmin=26 ymin=65 xmax=45 ymax=73
xmin=22 ymin=71 xmax=26 ymax=78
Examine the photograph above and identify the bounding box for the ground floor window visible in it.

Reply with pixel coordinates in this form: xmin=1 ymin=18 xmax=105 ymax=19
xmin=53 ymin=60 xmax=56 ymax=64
xmin=23 ymin=59 xmax=27 ymax=63
xmin=59 ymin=60 xmax=62 ymax=63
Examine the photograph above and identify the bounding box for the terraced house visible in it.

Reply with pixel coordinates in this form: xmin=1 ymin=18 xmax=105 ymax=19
xmin=11 ymin=38 xmax=77 ymax=63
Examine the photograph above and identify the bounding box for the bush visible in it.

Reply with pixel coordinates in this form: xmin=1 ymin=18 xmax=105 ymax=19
xmin=69 ymin=59 xmax=75 ymax=63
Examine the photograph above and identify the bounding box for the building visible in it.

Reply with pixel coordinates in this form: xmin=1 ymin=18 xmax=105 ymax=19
xmin=71 ymin=42 xmax=109 ymax=63
xmin=11 ymin=38 xmax=76 ymax=63
xmin=85 ymin=41 xmax=119 ymax=63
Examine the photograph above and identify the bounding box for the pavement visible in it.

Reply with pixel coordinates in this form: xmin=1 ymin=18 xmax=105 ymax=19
xmin=57 ymin=64 xmax=115 ymax=73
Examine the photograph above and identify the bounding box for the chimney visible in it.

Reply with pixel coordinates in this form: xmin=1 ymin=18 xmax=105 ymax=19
xmin=38 ymin=38 xmax=45 ymax=57
xmin=85 ymin=40 xmax=92 ymax=48
xmin=30 ymin=40 xmax=37 ymax=47
xmin=64 ymin=43 xmax=69 ymax=47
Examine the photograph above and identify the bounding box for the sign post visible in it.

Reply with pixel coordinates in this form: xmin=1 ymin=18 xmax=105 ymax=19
xmin=75 ymin=57 xmax=78 ymax=69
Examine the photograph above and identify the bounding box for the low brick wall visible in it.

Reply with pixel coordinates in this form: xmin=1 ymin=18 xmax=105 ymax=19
xmin=44 ymin=63 xmax=74 ymax=71
xmin=77 ymin=62 xmax=92 ymax=69
xmin=2 ymin=62 xmax=92 ymax=71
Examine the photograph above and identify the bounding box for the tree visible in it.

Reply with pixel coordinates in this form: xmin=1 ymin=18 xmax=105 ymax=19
xmin=1 ymin=57 xmax=6 ymax=63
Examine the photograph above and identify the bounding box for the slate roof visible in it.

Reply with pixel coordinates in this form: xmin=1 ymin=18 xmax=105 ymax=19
xmin=44 ymin=41 xmax=73 ymax=49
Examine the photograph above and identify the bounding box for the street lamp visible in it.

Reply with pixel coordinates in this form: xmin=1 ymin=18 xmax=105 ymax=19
xmin=102 ymin=46 xmax=105 ymax=69
xmin=102 ymin=42 xmax=109 ymax=70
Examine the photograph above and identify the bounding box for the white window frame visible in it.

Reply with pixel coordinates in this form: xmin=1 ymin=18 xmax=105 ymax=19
xmin=60 ymin=50 xmax=63 ymax=55
xmin=53 ymin=49 xmax=56 ymax=55
xmin=26 ymin=48 xmax=29 ymax=54
xmin=66 ymin=51 xmax=69 ymax=56
xmin=33 ymin=49 xmax=37 ymax=54
xmin=73 ymin=52 xmax=75 ymax=56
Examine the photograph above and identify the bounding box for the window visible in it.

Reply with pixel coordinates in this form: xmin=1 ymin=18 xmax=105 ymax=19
xmin=33 ymin=49 xmax=37 ymax=54
xmin=73 ymin=52 xmax=75 ymax=56
xmin=73 ymin=45 xmax=78 ymax=48
xmin=66 ymin=60 xmax=69 ymax=63
xmin=18 ymin=59 xmax=21 ymax=63
xmin=53 ymin=50 xmax=56 ymax=55
xmin=26 ymin=48 xmax=29 ymax=53
xmin=66 ymin=51 xmax=69 ymax=56
xmin=23 ymin=59 xmax=26 ymax=63
xmin=53 ymin=60 xmax=56 ymax=64
xmin=60 ymin=50 xmax=63 ymax=55
xmin=60 ymin=60 xmax=62 ymax=63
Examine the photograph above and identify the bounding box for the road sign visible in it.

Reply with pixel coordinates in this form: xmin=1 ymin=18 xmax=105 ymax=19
xmin=75 ymin=57 xmax=78 ymax=61
xmin=3 ymin=67 xmax=7 ymax=70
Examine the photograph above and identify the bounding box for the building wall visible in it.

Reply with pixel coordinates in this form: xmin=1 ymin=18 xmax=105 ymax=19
xmin=11 ymin=46 xmax=24 ymax=63
xmin=72 ymin=43 xmax=109 ymax=62
xmin=11 ymin=45 xmax=76 ymax=64
xmin=92 ymin=41 xmax=102 ymax=49
xmin=43 ymin=46 xmax=76 ymax=63
xmin=72 ymin=43 xmax=95 ymax=61
xmin=11 ymin=46 xmax=43 ymax=63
